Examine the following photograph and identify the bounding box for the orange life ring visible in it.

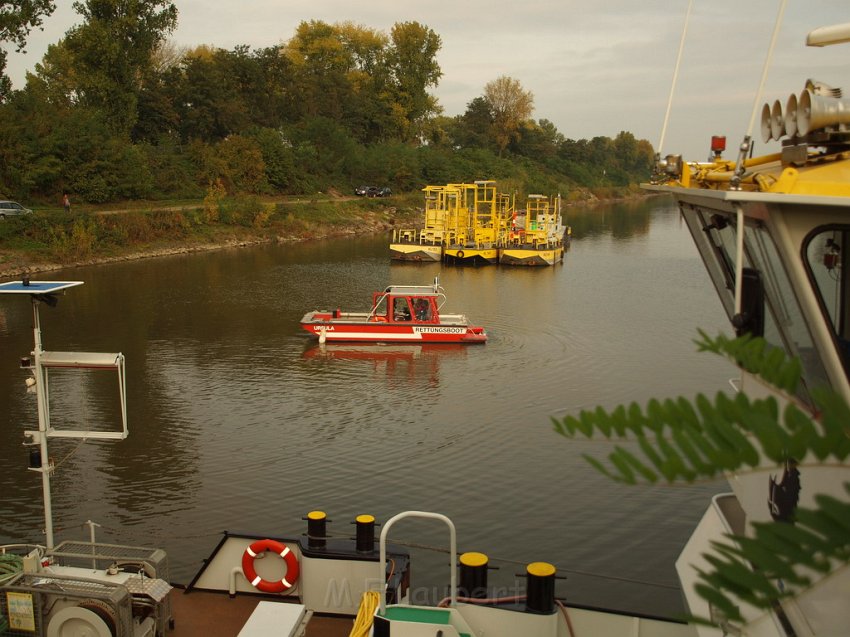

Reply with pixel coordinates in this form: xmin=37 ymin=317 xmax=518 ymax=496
xmin=242 ymin=539 xmax=300 ymax=593
xmin=457 ymin=250 xmax=465 ymax=259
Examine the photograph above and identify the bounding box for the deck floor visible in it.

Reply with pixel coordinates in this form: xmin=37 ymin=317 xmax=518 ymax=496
xmin=169 ymin=589 xmax=354 ymax=636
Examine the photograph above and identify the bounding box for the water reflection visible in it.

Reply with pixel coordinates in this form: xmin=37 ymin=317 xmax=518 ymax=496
xmin=565 ymin=199 xmax=653 ymax=240
xmin=303 ymin=343 xmax=468 ymax=389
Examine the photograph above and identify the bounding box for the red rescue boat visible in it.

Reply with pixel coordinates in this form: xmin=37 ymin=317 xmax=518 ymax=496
xmin=300 ymin=277 xmax=487 ymax=344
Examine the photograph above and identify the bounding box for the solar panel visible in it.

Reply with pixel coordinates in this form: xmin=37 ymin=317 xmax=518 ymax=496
xmin=0 ymin=280 xmax=84 ymax=295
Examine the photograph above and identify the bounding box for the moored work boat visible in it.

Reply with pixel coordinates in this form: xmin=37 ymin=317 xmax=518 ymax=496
xmin=388 ymin=228 xmax=442 ymax=262
xmin=388 ymin=186 xmax=449 ymax=262
xmin=441 ymin=181 xmax=510 ymax=266
xmin=300 ymin=277 xmax=487 ymax=344
xmin=499 ymin=194 xmax=569 ymax=266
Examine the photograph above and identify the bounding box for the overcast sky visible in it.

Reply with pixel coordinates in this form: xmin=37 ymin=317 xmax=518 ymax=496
xmin=5 ymin=1 xmax=848 ymax=160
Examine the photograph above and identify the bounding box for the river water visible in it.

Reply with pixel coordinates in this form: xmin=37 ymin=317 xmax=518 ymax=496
xmin=0 ymin=196 xmax=733 ymax=618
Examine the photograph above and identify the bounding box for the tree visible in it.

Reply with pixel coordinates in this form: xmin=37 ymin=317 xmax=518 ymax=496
xmin=285 ymin=20 xmax=412 ymax=144
xmin=510 ymin=118 xmax=563 ymax=160
xmin=450 ymin=97 xmax=494 ymax=150
xmin=285 ymin=20 xmax=356 ymax=123
xmin=386 ymin=21 xmax=442 ymax=143
xmin=64 ymin=0 xmax=178 ymax=134
xmin=552 ymin=332 xmax=850 ymax=630
xmin=0 ymin=0 xmax=56 ymax=100
xmin=168 ymin=46 xmax=251 ymax=142
xmin=483 ymin=76 xmax=533 ymax=156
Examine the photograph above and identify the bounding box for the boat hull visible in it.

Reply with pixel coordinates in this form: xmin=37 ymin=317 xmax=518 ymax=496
xmin=499 ymin=246 xmax=564 ymax=266
xmin=443 ymin=247 xmax=498 ymax=265
xmin=301 ymin=312 xmax=486 ymax=344
xmin=389 ymin=243 xmax=442 ymax=262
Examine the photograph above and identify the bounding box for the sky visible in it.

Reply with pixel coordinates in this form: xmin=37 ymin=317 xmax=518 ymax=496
xmin=4 ymin=1 xmax=849 ymax=161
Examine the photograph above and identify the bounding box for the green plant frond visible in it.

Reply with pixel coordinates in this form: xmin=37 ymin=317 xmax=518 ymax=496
xmin=645 ymin=398 xmax=667 ymax=434
xmin=746 ymin=410 xmax=789 ymax=463
xmin=717 ymin=535 xmax=805 ymax=583
xmin=636 ymin=433 xmax=664 ymax=472
xmin=657 ymin=434 xmax=697 ymax=482
xmin=582 ymin=453 xmax=617 ymax=482
xmin=591 ymin=405 xmax=613 ymax=437
xmin=607 ymin=449 xmax=637 ymax=484
xmin=627 ymin=401 xmax=650 ymax=433
xmin=682 ymin=425 xmax=727 ymax=470
xmin=810 ymin=389 xmax=850 ymax=461
xmin=799 ymin=495 xmax=850 ymax=553
xmin=609 ymin=446 xmax=660 ymax=484
xmin=675 ymin=396 xmax=702 ymax=431
xmin=711 ymin=393 xmax=761 ymax=466
xmin=783 ymin=404 xmax=818 ymax=460
xmin=711 ymin=534 xmax=814 ymax=584
xmin=551 ymin=413 xmax=585 ymax=438
xmin=550 ymin=415 xmax=574 ymax=438
xmin=752 ymin=518 xmax=835 ymax=570
xmin=556 ymin=332 xmax=850 ymax=624
xmin=671 ymin=427 xmax=718 ymax=477
xmin=578 ymin=410 xmax=598 ymax=437
xmin=697 ymin=558 xmax=765 ymax=605
xmin=610 ymin=404 xmax=629 ymax=436
xmin=696 ymin=332 xmax=800 ymax=395
xmin=694 ymin=328 xmax=723 ymax=355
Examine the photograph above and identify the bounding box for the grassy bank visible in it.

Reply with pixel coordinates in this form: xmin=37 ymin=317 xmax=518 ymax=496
xmin=0 ymin=192 xmax=420 ymax=278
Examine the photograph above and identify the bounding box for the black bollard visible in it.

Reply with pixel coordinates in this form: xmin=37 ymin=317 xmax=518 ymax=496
xmin=306 ymin=510 xmax=327 ymax=549
xmin=458 ymin=552 xmax=488 ymax=599
xmin=355 ymin=514 xmax=375 ymax=552
xmin=525 ymin=562 xmax=556 ymax=613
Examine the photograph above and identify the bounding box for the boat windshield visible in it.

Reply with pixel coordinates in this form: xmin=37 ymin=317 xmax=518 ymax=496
xmin=804 ymin=226 xmax=850 ymax=380
xmin=682 ymin=206 xmax=830 ymax=403
xmin=393 ymin=297 xmax=411 ymax=321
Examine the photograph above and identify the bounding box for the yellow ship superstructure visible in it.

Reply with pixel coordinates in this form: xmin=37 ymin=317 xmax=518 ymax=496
xmin=499 ymin=194 xmax=568 ymax=266
xmin=389 ymin=185 xmax=451 ymax=262
xmin=443 ymin=180 xmax=506 ymax=265
xmin=390 ymin=180 xmax=565 ymax=266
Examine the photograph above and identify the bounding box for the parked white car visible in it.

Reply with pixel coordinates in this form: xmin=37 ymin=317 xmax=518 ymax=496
xmin=0 ymin=200 xmax=33 ymax=219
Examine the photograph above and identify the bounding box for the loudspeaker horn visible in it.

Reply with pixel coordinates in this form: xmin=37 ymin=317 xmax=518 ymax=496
xmin=784 ymin=93 xmax=798 ymax=137
xmin=797 ymin=89 xmax=850 ymax=136
xmin=770 ymin=99 xmax=785 ymax=140
xmin=760 ymin=103 xmax=773 ymax=142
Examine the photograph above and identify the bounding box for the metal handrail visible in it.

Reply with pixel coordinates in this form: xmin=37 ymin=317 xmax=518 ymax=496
xmin=378 ymin=511 xmax=457 ymax=614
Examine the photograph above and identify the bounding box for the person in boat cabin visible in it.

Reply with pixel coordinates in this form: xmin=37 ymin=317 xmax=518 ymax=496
xmin=414 ymin=298 xmax=431 ymax=321
xmin=393 ymin=297 xmax=411 ymax=321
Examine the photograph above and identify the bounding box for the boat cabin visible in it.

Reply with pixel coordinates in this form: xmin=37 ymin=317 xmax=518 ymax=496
xmin=370 ymin=284 xmax=442 ymax=323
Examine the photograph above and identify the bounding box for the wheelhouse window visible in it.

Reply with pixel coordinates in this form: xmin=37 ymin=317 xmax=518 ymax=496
xmin=805 ymin=226 xmax=850 ymax=379
xmin=681 ymin=205 xmax=830 ymax=401
xmin=393 ymin=297 xmax=411 ymax=321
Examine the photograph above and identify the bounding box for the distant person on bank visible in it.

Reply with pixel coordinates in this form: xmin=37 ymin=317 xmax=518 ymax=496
xmin=63 ymin=193 xmax=71 ymax=213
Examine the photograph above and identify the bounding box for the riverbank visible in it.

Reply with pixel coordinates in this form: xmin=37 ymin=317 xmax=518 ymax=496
xmin=0 ymin=190 xmax=654 ymax=280
xmin=0 ymin=196 xmax=416 ymax=279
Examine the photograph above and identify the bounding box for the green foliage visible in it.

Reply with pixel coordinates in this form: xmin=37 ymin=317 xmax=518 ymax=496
xmin=692 ymin=486 xmax=850 ymax=622
xmin=484 ymin=76 xmax=534 ymax=157
xmin=47 ymin=216 xmax=97 ymax=259
xmin=0 ymin=13 xmax=654 ymax=205
xmin=65 ymin=0 xmax=177 ymax=134
xmin=203 ymin=179 xmax=226 ymax=222
xmin=0 ymin=0 xmax=56 ymax=100
xmin=552 ymin=333 xmax=850 ymax=626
